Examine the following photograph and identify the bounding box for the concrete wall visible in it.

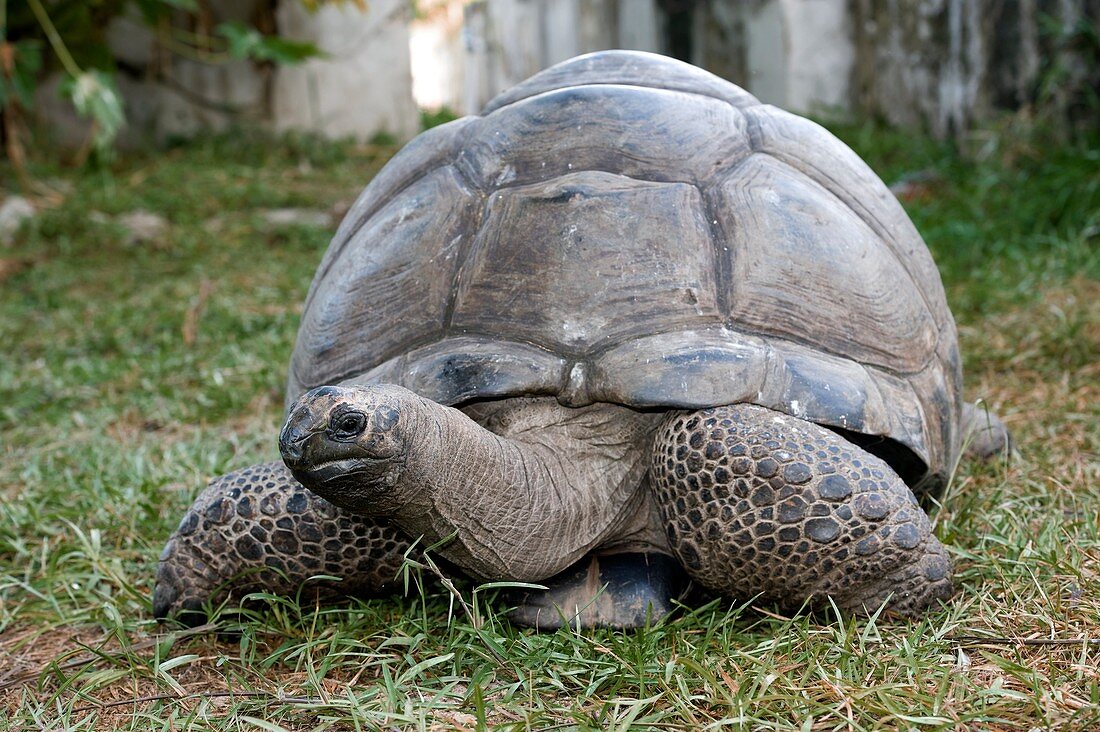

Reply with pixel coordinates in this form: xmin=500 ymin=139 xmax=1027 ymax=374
xmin=412 ymin=0 xmax=852 ymax=119
xmin=38 ymin=0 xmax=420 ymax=147
xmin=405 ymin=0 xmax=1100 ymax=136
xmin=851 ymin=0 xmax=990 ymax=138
xmin=849 ymin=0 xmax=1099 ymax=140
xmin=783 ymin=0 xmax=852 ymax=113
xmin=692 ymin=0 xmax=852 ymax=117
xmin=274 ymin=0 xmax=419 ymax=140
xmin=110 ymin=0 xmax=270 ymax=139
xmin=35 ymin=0 xmax=1096 ymax=146
xmin=409 ymin=1 xmax=468 ymax=112
xmin=415 ymin=0 xmax=664 ymax=115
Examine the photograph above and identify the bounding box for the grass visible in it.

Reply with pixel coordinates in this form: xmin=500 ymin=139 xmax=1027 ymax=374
xmin=0 ymin=120 xmax=1098 ymax=730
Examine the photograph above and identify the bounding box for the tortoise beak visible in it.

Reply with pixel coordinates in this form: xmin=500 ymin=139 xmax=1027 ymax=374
xmin=279 ymin=424 xmax=309 ymax=468
xmin=279 ymin=397 xmax=329 ymax=471
xmin=279 ymin=387 xmax=339 ymax=469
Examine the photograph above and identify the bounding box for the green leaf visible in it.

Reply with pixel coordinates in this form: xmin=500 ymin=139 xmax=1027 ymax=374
xmin=62 ymin=69 xmax=126 ymax=161
xmin=216 ymin=21 xmax=264 ymax=60
xmin=215 ymin=21 xmax=322 ymax=65
xmin=251 ymin=34 xmax=324 ymax=64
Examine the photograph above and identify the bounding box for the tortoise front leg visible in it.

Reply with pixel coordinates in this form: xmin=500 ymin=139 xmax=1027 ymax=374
xmin=651 ymin=405 xmax=954 ymax=616
xmin=154 ymin=462 xmax=412 ymax=625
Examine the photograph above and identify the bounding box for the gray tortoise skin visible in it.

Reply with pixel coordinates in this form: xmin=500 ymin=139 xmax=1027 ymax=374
xmin=155 ymin=51 xmax=1008 ymax=629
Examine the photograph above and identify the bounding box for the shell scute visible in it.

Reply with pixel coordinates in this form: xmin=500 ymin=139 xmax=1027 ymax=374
xmin=450 ymin=171 xmax=722 ymax=354
xmin=587 ymin=329 xmax=769 ymax=408
xmin=744 ymin=106 xmax=950 ymax=328
xmin=713 ymin=154 xmax=937 ymax=374
xmin=305 ymin=116 xmax=478 ymax=310
xmin=459 ymin=85 xmax=751 ymax=189
xmin=483 ymin=50 xmax=760 ymax=113
xmin=290 ymin=166 xmax=479 ymax=393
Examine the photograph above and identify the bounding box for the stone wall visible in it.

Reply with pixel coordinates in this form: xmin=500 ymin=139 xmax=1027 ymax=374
xmin=448 ymin=0 xmax=664 ymax=114
xmin=35 ymin=0 xmax=1097 ymax=146
xmin=36 ymin=0 xmax=420 ymax=147
xmin=274 ymin=0 xmax=419 ymax=140
xmin=851 ymin=0 xmax=1099 ymax=140
xmin=420 ymin=0 xmax=1097 ymax=138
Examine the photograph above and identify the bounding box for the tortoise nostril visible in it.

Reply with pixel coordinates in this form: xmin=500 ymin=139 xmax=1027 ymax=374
xmin=279 ymin=425 xmax=307 ymax=465
xmin=280 ymin=439 xmax=304 ymax=465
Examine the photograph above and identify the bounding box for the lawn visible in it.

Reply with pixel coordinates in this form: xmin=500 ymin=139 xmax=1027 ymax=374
xmin=0 ymin=121 xmax=1097 ymax=730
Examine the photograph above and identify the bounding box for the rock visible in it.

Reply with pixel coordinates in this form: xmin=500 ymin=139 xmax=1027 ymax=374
xmin=259 ymin=208 xmax=331 ymax=229
xmin=118 ymin=210 xmax=169 ymax=245
xmin=202 ymin=215 xmax=227 ymax=234
xmin=0 ymin=196 xmax=35 ymax=245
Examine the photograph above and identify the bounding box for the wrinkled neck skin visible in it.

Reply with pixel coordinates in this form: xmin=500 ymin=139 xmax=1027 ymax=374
xmin=370 ymin=395 xmax=664 ymax=582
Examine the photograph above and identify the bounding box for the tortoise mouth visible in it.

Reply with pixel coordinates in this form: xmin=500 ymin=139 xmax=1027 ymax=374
xmin=288 ymin=454 xmax=406 ymax=517
xmin=300 ymin=456 xmax=396 ymax=485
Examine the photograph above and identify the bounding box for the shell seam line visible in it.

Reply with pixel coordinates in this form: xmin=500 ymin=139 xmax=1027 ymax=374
xmin=442 ymin=174 xmax=491 ymax=333
xmin=695 ymin=152 xmax=757 ymax=317
xmin=483 ymin=80 xmax=763 ymax=117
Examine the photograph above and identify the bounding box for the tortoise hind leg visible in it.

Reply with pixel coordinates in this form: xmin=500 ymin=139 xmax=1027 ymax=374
xmin=154 ymin=462 xmax=411 ymax=626
xmin=651 ymin=405 xmax=954 ymax=617
xmin=960 ymin=402 xmax=1013 ymax=461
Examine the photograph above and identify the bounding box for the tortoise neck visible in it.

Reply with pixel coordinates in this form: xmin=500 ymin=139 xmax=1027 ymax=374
xmin=386 ymin=397 xmax=660 ymax=582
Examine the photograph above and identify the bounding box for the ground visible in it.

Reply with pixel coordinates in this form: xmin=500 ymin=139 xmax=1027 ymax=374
xmin=0 ymin=122 xmax=1097 ymax=730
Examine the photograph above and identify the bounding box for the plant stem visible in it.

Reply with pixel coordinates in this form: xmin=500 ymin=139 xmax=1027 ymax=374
xmin=156 ymin=31 xmax=231 ymax=65
xmin=26 ymin=0 xmax=83 ymax=78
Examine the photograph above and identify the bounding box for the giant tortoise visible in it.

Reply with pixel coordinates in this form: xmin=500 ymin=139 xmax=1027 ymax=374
xmin=154 ymin=51 xmax=1010 ymax=630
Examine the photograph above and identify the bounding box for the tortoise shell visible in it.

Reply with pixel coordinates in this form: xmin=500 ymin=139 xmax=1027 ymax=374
xmin=288 ymin=51 xmax=962 ymax=490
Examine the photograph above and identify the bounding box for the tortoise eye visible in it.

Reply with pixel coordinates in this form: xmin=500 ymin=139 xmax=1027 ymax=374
xmin=331 ymin=411 xmax=367 ymax=439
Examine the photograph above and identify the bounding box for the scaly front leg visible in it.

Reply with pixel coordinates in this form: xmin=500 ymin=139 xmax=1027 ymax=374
xmin=154 ymin=461 xmax=411 ymax=624
xmin=651 ymin=404 xmax=954 ymax=616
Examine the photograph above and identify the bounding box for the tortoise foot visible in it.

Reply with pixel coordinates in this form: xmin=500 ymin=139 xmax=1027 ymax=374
xmin=505 ymin=552 xmax=687 ymax=631
xmin=651 ymin=404 xmax=954 ymax=617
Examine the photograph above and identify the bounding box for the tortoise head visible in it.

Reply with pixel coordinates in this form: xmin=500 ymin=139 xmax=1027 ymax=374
xmin=279 ymin=384 xmax=411 ymax=515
